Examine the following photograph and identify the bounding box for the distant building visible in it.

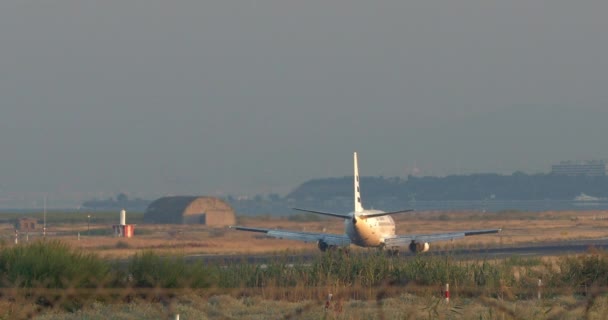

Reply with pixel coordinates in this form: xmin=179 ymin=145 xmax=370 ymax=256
xmin=18 ymin=218 xmax=37 ymax=232
xmin=144 ymin=196 xmax=236 ymax=226
xmin=551 ymin=160 xmax=608 ymax=176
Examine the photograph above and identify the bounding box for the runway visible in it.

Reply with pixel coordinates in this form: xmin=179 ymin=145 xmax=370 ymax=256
xmin=446 ymin=238 xmax=608 ymax=258
xmin=187 ymin=238 xmax=608 ymax=265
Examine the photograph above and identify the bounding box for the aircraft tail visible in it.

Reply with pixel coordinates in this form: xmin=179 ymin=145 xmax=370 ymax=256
xmin=354 ymin=152 xmax=364 ymax=213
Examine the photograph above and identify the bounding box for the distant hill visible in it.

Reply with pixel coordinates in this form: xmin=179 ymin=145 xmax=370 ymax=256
xmin=285 ymin=173 xmax=608 ymax=211
xmin=83 ymin=172 xmax=608 ymax=216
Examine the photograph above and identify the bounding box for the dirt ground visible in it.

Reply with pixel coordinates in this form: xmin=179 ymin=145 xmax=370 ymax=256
xmin=2 ymin=210 xmax=608 ymax=259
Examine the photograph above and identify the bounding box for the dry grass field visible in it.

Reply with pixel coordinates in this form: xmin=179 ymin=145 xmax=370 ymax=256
xmin=2 ymin=210 xmax=608 ymax=258
xmin=25 ymin=292 xmax=608 ymax=320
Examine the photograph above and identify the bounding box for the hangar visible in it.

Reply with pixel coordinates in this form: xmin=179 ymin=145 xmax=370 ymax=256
xmin=144 ymin=196 xmax=236 ymax=226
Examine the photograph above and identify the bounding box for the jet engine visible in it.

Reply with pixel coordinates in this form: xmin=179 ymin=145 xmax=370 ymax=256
xmin=317 ymin=240 xmax=337 ymax=252
xmin=409 ymin=241 xmax=430 ymax=253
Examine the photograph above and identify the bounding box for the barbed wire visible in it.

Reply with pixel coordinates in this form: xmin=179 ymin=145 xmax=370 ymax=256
xmin=0 ymin=284 xmax=606 ymax=319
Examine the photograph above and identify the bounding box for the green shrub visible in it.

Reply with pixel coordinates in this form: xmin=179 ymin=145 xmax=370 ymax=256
xmin=555 ymin=252 xmax=608 ymax=287
xmin=0 ymin=240 xmax=110 ymax=288
xmin=128 ymin=251 xmax=216 ymax=288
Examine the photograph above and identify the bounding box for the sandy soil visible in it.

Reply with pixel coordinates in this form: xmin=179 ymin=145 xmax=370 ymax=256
xmin=2 ymin=210 xmax=608 ymax=259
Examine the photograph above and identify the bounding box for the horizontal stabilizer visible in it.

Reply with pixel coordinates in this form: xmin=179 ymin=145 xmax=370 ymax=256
xmin=292 ymin=208 xmax=352 ymax=219
xmin=360 ymin=209 xmax=414 ymax=218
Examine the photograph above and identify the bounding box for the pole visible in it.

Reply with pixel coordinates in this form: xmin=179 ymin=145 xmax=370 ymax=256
xmin=445 ymin=283 xmax=450 ymax=303
xmin=43 ymin=195 xmax=47 ymax=238
xmin=87 ymin=214 xmax=91 ymax=235
xmin=325 ymin=293 xmax=333 ymax=310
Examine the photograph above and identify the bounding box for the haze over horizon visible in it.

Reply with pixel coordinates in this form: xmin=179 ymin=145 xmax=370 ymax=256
xmin=1 ymin=1 xmax=608 ymax=207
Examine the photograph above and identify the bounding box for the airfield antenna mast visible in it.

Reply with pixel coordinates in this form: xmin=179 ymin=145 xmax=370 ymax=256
xmin=43 ymin=194 xmax=46 ymax=238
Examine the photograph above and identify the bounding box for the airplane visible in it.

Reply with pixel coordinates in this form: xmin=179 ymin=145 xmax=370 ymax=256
xmin=231 ymin=152 xmax=501 ymax=254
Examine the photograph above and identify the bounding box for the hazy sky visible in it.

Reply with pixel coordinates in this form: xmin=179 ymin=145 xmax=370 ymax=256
xmin=1 ymin=1 xmax=608 ymax=205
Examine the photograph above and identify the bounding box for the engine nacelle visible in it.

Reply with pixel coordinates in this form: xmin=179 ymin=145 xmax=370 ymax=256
xmin=317 ymin=240 xmax=340 ymax=252
xmin=318 ymin=240 xmax=336 ymax=252
xmin=318 ymin=240 xmax=329 ymax=251
xmin=409 ymin=241 xmax=430 ymax=253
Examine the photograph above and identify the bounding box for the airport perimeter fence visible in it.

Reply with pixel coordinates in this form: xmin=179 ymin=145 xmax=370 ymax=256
xmin=2 ymin=241 xmax=608 ymax=319
xmin=2 ymin=281 xmax=608 ymax=319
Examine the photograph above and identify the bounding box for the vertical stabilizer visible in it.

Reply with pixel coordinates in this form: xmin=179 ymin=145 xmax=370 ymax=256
xmin=354 ymin=152 xmax=364 ymax=213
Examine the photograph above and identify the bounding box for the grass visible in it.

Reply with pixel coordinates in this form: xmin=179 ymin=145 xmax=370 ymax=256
xmin=2 ymin=242 xmax=608 ymax=289
xmin=23 ymin=294 xmax=608 ymax=320
xmin=0 ymin=240 xmax=110 ymax=289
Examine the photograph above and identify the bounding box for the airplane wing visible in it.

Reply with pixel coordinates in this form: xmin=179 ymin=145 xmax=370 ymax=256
xmin=231 ymin=226 xmax=351 ymax=246
xmin=384 ymin=228 xmax=501 ymax=247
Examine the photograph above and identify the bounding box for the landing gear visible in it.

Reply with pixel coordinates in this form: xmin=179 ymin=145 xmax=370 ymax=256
xmin=386 ymin=248 xmax=399 ymax=256
xmin=318 ymin=240 xmax=349 ymax=255
xmin=338 ymin=247 xmax=350 ymax=256
xmin=318 ymin=240 xmax=333 ymax=252
xmin=318 ymin=240 xmax=341 ymax=252
xmin=377 ymin=246 xmax=399 ymax=256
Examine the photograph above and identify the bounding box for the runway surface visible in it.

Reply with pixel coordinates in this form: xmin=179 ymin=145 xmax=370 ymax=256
xmin=186 ymin=238 xmax=608 ymax=265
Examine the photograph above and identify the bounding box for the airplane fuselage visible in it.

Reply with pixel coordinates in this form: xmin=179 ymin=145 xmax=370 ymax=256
xmin=345 ymin=209 xmax=396 ymax=247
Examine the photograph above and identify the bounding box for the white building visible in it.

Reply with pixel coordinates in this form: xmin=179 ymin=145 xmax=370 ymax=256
xmin=551 ymin=160 xmax=607 ymax=176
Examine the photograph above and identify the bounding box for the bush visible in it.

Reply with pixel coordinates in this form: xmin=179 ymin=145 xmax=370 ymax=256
xmin=0 ymin=240 xmax=110 ymax=288
xmin=555 ymin=252 xmax=608 ymax=287
xmin=128 ymin=251 xmax=216 ymax=288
